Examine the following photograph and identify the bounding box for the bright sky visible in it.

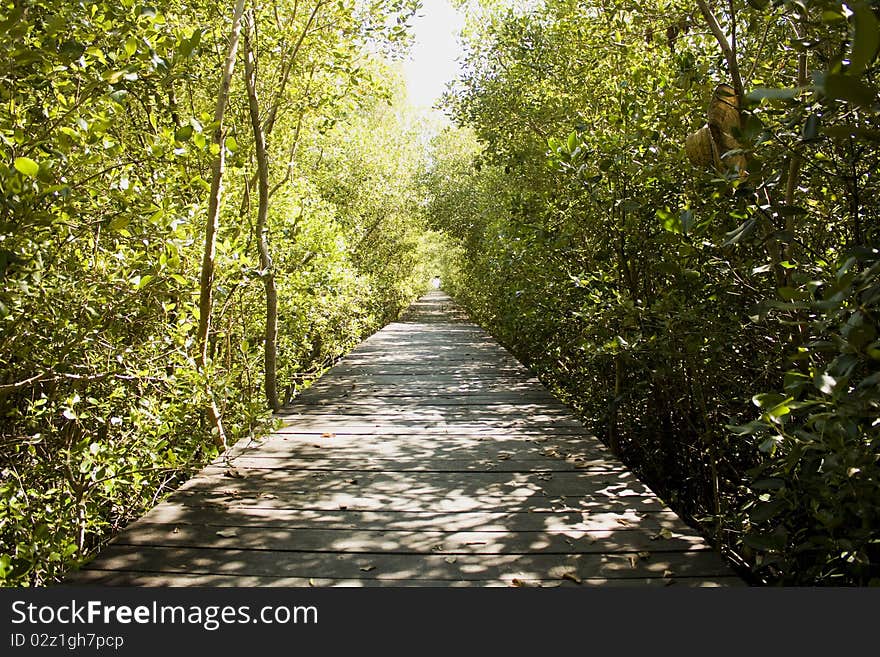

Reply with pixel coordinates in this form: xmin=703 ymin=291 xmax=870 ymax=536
xmin=402 ymin=1 xmax=466 ymax=111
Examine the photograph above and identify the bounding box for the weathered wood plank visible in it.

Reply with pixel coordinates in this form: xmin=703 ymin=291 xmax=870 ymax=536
xmin=186 ymin=467 xmax=656 ymax=498
xmin=109 ymin=525 xmax=710 ymax=555
xmin=122 ymin=505 xmax=684 ymax=532
xmin=167 ymin=490 xmax=672 ymax=514
xmin=75 ymin=545 xmax=734 ymax=581
xmin=211 ymin=456 xmax=624 ymax=472
xmin=69 ymin=291 xmax=740 ymax=587
xmin=68 ymin=570 xmax=743 ymax=587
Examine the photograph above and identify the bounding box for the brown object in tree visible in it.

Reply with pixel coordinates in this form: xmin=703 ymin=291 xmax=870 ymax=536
xmin=685 ymin=83 xmax=746 ymax=175
xmin=685 ymin=124 xmax=719 ymax=169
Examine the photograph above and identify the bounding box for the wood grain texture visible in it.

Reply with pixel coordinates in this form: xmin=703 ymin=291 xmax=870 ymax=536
xmin=69 ymin=292 xmax=742 ymax=587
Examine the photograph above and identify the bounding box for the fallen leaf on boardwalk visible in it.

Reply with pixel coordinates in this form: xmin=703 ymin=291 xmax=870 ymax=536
xmin=638 ymin=551 xmax=651 ymax=559
xmin=311 ymin=444 xmax=322 ymax=448
xmin=224 ymin=468 xmax=244 ymax=479
xmin=629 ymin=555 xmax=639 ymax=568
xmin=260 ymin=493 xmax=276 ymax=499
xmin=651 ymin=528 xmax=673 ymax=540
xmin=216 ymin=529 xmax=238 ymax=538
xmin=338 ymin=505 xmax=348 ymax=510
xmin=360 ymin=565 xmax=376 ymax=572
xmin=431 ymin=544 xmax=444 ymax=552
xmin=321 ymin=432 xmax=336 ymax=438
xmin=172 ymin=527 xmax=179 ymax=534
xmin=615 ymin=518 xmax=631 ymax=526
xmin=346 ymin=479 xmax=358 ymax=485
xmin=444 ymin=557 xmax=457 ymax=564
xmin=663 ymin=569 xmax=674 ymax=578
xmin=562 ymin=573 xmax=583 ymax=585
xmin=308 ymin=578 xmax=316 ymax=587
xmin=510 ymin=578 xmax=526 ymax=587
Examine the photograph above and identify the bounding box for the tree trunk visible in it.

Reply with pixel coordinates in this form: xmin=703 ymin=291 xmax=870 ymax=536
xmin=196 ymin=0 xmax=247 ymax=449
xmin=244 ymin=25 xmax=280 ymax=411
xmin=696 ymin=0 xmax=744 ymax=101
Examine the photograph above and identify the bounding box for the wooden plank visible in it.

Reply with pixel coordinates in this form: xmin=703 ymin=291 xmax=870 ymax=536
xmin=213 ymin=456 xmax=624 ymax=472
xmin=187 ymin=467 xmax=656 ymax=498
xmin=165 ymin=490 xmax=672 ymax=514
xmin=109 ymin=524 xmax=711 ymax=555
xmin=230 ymin=434 xmax=615 ymax=457
xmin=75 ymin=545 xmax=734 ymax=581
xmin=273 ymin=424 xmax=594 ymax=435
xmin=124 ymin=505 xmax=685 ymax=532
xmin=70 ymin=291 xmax=740 ymax=587
xmin=68 ymin=570 xmax=743 ymax=587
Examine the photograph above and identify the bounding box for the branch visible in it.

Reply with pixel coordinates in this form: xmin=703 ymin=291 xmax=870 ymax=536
xmin=696 ymin=0 xmax=744 ymax=100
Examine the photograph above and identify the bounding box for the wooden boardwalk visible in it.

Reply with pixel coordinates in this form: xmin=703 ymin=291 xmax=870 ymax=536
xmin=70 ymin=292 xmax=741 ymax=586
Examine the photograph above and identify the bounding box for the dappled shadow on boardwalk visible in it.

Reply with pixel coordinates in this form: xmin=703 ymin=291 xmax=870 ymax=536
xmin=68 ymin=292 xmax=741 ymax=587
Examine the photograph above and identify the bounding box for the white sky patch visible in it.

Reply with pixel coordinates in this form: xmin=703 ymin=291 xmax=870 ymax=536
xmin=403 ymin=0 xmax=466 ymax=112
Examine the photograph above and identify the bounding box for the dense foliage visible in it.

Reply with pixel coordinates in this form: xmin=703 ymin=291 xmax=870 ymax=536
xmin=3 ymin=0 xmax=877 ymax=588
xmin=0 ymin=0 xmax=438 ymax=585
xmin=429 ymin=0 xmax=879 ymax=584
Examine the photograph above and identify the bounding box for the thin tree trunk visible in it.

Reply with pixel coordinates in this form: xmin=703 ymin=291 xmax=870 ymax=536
xmin=196 ymin=0 xmax=247 ymax=449
xmin=696 ymin=0 xmax=744 ymax=101
xmin=244 ymin=24 xmax=280 ymax=411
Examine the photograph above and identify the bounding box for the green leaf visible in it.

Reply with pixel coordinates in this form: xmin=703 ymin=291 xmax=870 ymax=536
xmin=824 ymin=73 xmax=876 ymax=106
xmin=13 ymin=157 xmax=39 ymax=177
xmin=752 ymin=392 xmax=787 ymax=409
xmin=124 ymin=37 xmax=137 ymax=57
xmin=225 ymin=136 xmax=239 ymax=152
xmin=679 ymin=209 xmax=694 ymax=234
xmin=746 ymin=87 xmax=799 ymax=102
xmin=657 ymin=208 xmax=679 ymax=234
xmin=108 ymin=216 xmax=130 ymax=231
xmin=175 ymin=125 xmax=193 ymax=142
xmin=743 ymin=532 xmax=786 ymax=552
xmin=802 ymin=114 xmax=819 ymax=141
xmin=750 ymin=500 xmax=786 ymax=523
xmin=751 ymin=478 xmax=786 ymax=491
xmin=723 ymin=218 xmax=755 ymax=246
xmin=850 ymin=2 xmax=880 ymax=74
xmin=821 ymin=125 xmax=880 ymax=141
xmin=758 ymin=436 xmax=781 ymax=454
